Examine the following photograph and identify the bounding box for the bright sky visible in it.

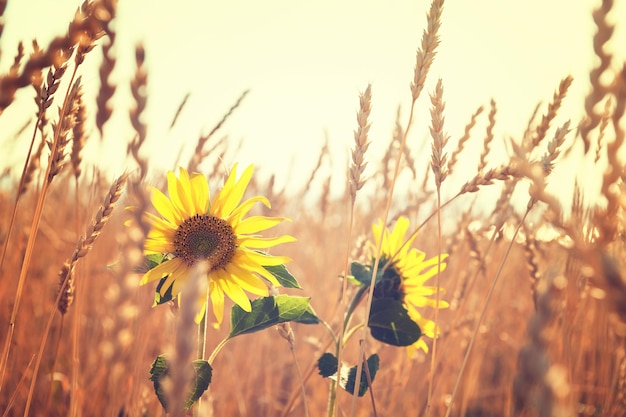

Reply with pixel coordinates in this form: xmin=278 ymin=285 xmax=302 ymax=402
xmin=1 ymin=0 xmax=625 ymax=199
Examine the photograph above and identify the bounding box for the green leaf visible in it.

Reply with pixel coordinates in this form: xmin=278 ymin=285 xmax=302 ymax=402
xmin=350 ymin=261 xmax=372 ymax=285
xmin=350 ymin=261 xmax=387 ymax=286
xmin=316 ymin=352 xmax=380 ymax=396
xmin=188 ymin=360 xmax=212 ymax=408
xmin=317 ymin=352 xmax=338 ymax=377
xmin=343 ymin=354 xmax=379 ymax=397
xmin=146 ymin=253 xmax=167 ymax=270
xmin=148 ymin=355 xmax=213 ymax=412
xmin=263 ymin=264 xmax=302 ymax=289
xmin=368 ymin=298 xmax=421 ymax=346
xmin=229 ymin=295 xmax=319 ymax=338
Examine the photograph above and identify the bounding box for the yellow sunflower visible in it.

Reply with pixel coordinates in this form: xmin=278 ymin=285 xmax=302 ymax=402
xmin=141 ymin=164 xmax=295 ymax=325
xmin=371 ymin=216 xmax=448 ymax=356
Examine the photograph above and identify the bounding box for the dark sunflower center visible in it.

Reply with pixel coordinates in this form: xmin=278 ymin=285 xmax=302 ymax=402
xmin=173 ymin=214 xmax=236 ymax=271
xmin=373 ymin=259 xmax=404 ymax=301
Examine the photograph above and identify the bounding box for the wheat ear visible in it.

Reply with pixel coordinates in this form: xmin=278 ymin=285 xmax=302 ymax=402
xmin=580 ymin=0 xmax=614 ymax=153
xmin=448 ymin=105 xmax=484 ymax=176
xmin=57 ymin=173 xmax=129 ymax=314
xmin=349 ymin=84 xmax=372 ymax=201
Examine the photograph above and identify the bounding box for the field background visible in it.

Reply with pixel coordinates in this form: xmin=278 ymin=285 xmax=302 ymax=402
xmin=1 ymin=0 xmax=626 ymax=416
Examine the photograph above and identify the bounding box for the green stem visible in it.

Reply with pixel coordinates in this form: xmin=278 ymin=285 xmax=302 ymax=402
xmin=318 ymin=318 xmax=339 ymax=348
xmin=342 ymin=323 xmax=364 ymax=346
xmin=207 ymin=337 xmax=230 ymax=366
xmin=197 ymin=311 xmax=207 ymax=361
xmin=194 ymin=291 xmax=210 ymax=417
xmin=326 ymin=285 xmax=369 ymax=417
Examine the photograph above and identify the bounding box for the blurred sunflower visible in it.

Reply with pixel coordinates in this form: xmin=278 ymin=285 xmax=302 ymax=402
xmin=141 ymin=164 xmax=294 ymax=325
xmin=371 ymin=216 xmax=448 ymax=356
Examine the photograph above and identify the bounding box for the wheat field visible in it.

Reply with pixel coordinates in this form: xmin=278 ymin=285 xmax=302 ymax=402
xmin=1 ymin=0 xmax=625 ymax=416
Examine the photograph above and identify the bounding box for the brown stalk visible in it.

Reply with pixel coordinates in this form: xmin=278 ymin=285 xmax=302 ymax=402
xmin=525 ymin=76 xmax=573 ymax=152
xmin=24 ymin=173 xmax=128 ymax=416
xmin=580 ymin=0 xmax=614 ymax=153
xmin=596 ymin=63 xmax=626 ymax=246
xmin=96 ymin=23 xmax=116 ymax=137
xmin=512 ymin=274 xmax=570 ymax=417
xmin=71 ymin=86 xmax=87 ymax=180
xmin=332 ymin=84 xmax=372 ymax=416
xmin=47 ymin=77 xmax=82 ymax=184
xmin=594 ymin=98 xmax=612 ymax=164
xmin=349 ymin=84 xmax=372 ymax=201
xmin=429 ymin=79 xmax=449 ymax=189
xmin=187 ymin=89 xmax=249 ymax=172
xmin=352 ymin=1 xmax=444 ymax=414
xmin=477 ymin=99 xmax=496 ymax=173
xmin=0 ymin=0 xmax=112 ymax=115
xmin=427 ymin=78 xmax=449 ymax=417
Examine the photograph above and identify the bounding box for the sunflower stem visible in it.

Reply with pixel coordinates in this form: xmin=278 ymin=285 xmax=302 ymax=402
xmin=207 ymin=336 xmax=230 ymax=366
xmin=342 ymin=323 xmax=364 ymax=346
xmin=194 ymin=286 xmax=210 ymax=417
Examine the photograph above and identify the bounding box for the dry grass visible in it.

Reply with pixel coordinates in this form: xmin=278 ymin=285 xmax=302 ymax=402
xmin=1 ymin=0 xmax=626 ymax=416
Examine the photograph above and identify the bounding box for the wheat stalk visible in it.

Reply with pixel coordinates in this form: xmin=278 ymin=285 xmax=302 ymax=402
xmin=57 ymin=172 xmax=128 ymax=314
xmin=187 ymin=89 xmax=249 ymax=172
xmin=448 ymin=105 xmax=484 ymax=176
xmin=96 ymin=22 xmax=116 ymax=138
xmin=411 ymin=0 xmax=444 ymax=101
xmin=349 ymin=84 xmax=372 ymax=201
xmin=429 ymin=79 xmax=448 ymax=189
xmin=512 ymin=273 xmax=569 ymax=417
xmin=580 ymin=0 xmax=614 ymax=153
xmin=477 ymin=99 xmax=496 ymax=173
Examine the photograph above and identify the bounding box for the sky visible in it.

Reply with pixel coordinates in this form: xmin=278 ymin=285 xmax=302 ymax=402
xmin=1 ymin=0 xmax=625 ymax=201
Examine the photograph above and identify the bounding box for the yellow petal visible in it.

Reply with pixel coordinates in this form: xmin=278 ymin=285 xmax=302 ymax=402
xmin=211 ymin=163 xmax=239 ymax=217
xmin=224 ymin=263 xmax=270 ymax=295
xmin=150 ymin=187 xmax=181 ymax=226
xmin=167 ymin=170 xmax=186 ymax=216
xmin=215 ymin=164 xmax=254 ymax=217
xmin=210 ymin=280 xmax=225 ymax=325
xmin=240 ymin=249 xmax=292 ymax=267
xmin=228 ymin=196 xmax=271 ymax=225
xmin=140 ymin=257 xmax=184 ymax=285
xmin=190 ymin=172 xmax=210 ymax=213
xmin=237 ymin=235 xmax=296 ymax=248
xmin=144 ymin=238 xmax=175 ymax=254
xmin=235 ymin=215 xmax=284 ymax=235
xmin=215 ymin=270 xmax=252 ymax=312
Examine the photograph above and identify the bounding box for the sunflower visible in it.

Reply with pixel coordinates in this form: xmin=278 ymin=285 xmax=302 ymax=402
xmin=370 ymin=216 xmax=448 ymax=356
xmin=141 ymin=164 xmax=295 ymax=325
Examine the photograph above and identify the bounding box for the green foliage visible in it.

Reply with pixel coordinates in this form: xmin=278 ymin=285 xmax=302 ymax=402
xmin=263 ymin=263 xmax=302 ymax=289
xmin=317 ymin=352 xmax=338 ymax=377
xmin=149 ymin=355 xmax=213 ymax=412
xmin=145 ymin=254 xmax=174 ymax=306
xmin=368 ymin=298 xmax=421 ymax=346
xmin=229 ymin=295 xmax=319 ymax=338
xmin=145 ymin=253 xmax=167 ymax=270
xmin=316 ymin=352 xmax=380 ymax=396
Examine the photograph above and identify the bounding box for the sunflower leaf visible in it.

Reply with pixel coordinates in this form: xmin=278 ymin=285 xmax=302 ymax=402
xmin=146 ymin=253 xmax=167 ymax=270
xmin=344 ymin=354 xmax=379 ymax=397
xmin=263 ymin=264 xmax=302 ymax=289
xmin=350 ymin=261 xmax=371 ymax=285
xmin=229 ymin=295 xmax=319 ymax=338
xmin=317 ymin=352 xmax=338 ymax=377
xmin=350 ymin=261 xmax=386 ymax=286
xmin=148 ymin=355 xmax=213 ymax=412
xmin=368 ymin=298 xmax=421 ymax=346
xmin=316 ymin=352 xmax=379 ymax=396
